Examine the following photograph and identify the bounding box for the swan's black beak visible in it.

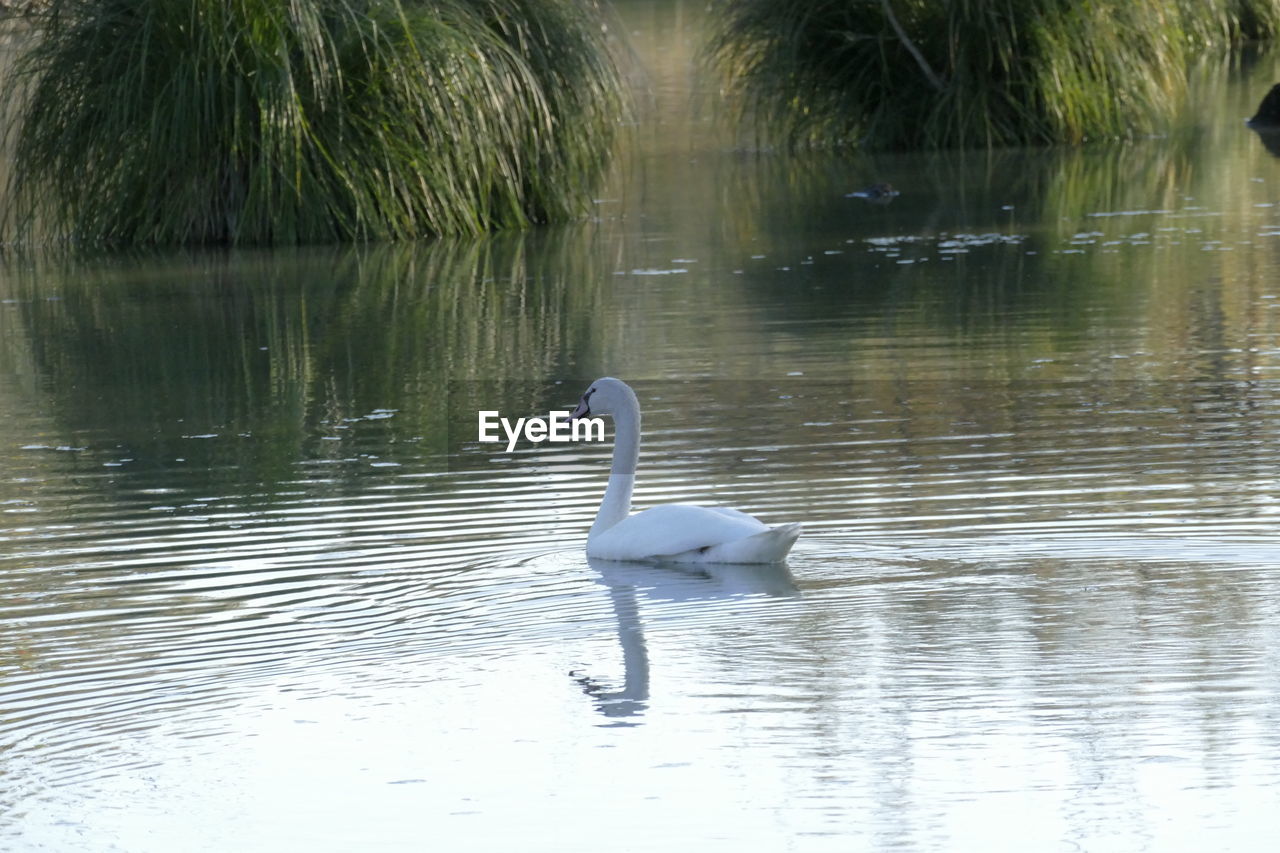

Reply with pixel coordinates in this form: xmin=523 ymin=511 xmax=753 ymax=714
xmin=567 ymin=397 xmax=591 ymax=421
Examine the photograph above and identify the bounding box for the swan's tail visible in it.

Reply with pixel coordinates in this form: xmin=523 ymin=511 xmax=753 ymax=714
xmin=705 ymin=522 xmax=802 ymax=564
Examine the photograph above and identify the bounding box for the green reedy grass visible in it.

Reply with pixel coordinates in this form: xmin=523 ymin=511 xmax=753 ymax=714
xmin=706 ymin=0 xmax=1280 ymax=149
xmin=1 ymin=0 xmax=624 ymax=246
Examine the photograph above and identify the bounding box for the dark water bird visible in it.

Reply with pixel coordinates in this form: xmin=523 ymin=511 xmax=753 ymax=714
xmin=844 ymin=182 xmax=900 ymax=204
xmin=1247 ymin=83 xmax=1280 ymax=157
xmin=1247 ymin=83 xmax=1280 ymax=128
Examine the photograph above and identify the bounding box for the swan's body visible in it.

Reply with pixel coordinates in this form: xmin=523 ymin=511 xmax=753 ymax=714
xmin=569 ymin=378 xmax=801 ymax=564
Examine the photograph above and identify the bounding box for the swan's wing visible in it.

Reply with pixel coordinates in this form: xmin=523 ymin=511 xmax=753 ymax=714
xmin=700 ymin=505 xmax=768 ymax=525
xmin=588 ymin=503 xmax=768 ymax=561
xmin=696 ymin=522 xmax=801 ymax=564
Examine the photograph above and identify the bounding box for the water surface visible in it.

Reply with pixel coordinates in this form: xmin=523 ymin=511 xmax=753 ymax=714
xmin=3 ymin=7 xmax=1280 ymax=851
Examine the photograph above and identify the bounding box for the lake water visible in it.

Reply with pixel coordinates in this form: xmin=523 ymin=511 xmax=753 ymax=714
xmin=3 ymin=5 xmax=1280 ymax=851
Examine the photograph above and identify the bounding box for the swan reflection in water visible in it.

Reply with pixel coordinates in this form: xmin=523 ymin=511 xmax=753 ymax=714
xmin=571 ymin=559 xmax=799 ymax=723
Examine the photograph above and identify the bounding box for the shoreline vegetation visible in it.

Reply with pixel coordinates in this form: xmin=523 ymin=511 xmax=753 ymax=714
xmin=3 ymin=1 xmax=1280 ymax=248
xmin=1 ymin=0 xmax=624 ymax=247
xmin=706 ymin=0 xmax=1280 ymax=149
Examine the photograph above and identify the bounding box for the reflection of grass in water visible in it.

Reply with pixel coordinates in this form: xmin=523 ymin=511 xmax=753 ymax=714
xmin=701 ymin=116 xmax=1277 ymax=365
xmin=1 ymin=0 xmax=623 ymax=246
xmin=0 ymin=228 xmax=610 ymax=492
xmin=701 ymin=143 xmax=1201 ymax=248
xmin=706 ymin=0 xmax=1279 ymax=149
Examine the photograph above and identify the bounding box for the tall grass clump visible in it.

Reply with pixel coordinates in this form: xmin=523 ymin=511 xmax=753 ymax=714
xmin=1 ymin=0 xmax=624 ymax=246
xmin=707 ymin=0 xmax=1280 ymax=149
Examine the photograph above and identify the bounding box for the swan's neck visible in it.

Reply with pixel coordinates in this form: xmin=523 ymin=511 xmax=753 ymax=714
xmin=591 ymin=474 xmax=634 ymax=538
xmin=590 ymin=398 xmax=640 ymax=538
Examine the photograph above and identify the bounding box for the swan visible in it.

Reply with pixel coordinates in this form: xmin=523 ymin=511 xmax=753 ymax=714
xmin=567 ymin=378 xmax=801 ymax=563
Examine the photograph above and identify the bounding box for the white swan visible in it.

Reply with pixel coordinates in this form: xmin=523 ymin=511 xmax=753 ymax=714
xmin=568 ymin=378 xmax=801 ymax=563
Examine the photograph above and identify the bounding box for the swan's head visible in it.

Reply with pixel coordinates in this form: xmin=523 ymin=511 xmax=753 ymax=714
xmin=568 ymin=377 xmax=637 ymax=420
